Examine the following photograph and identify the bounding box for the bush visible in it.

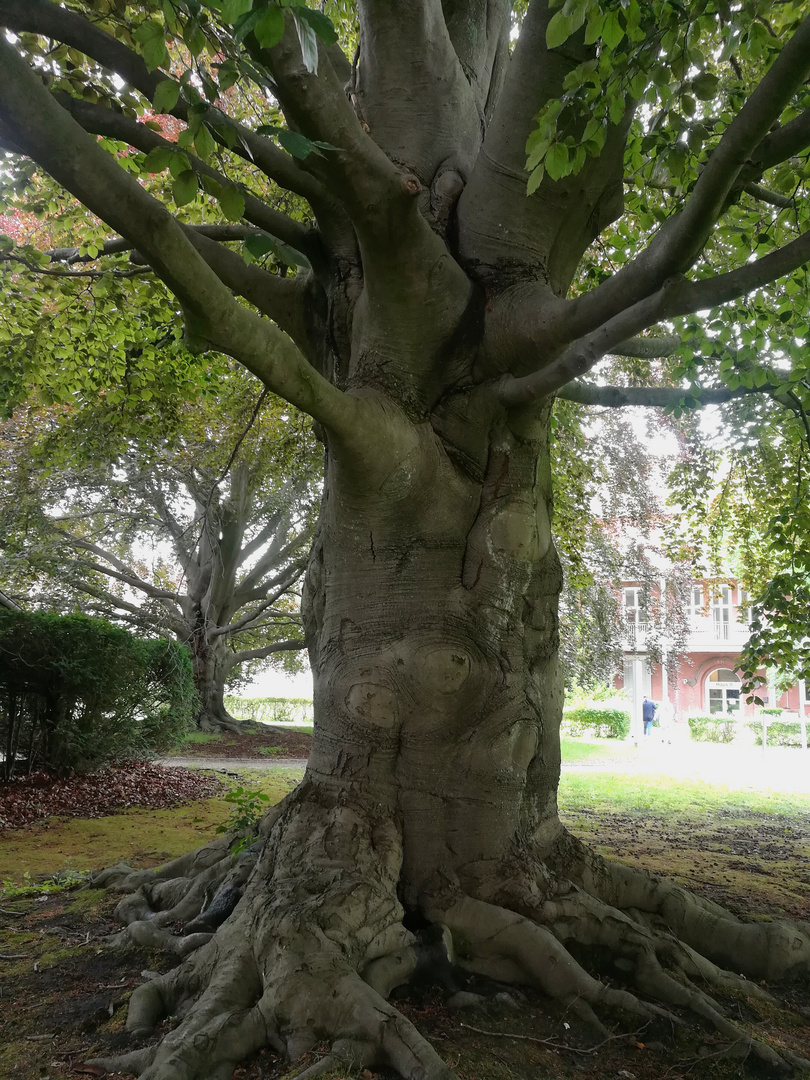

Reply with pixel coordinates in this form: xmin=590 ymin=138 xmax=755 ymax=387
xmin=0 ymin=610 xmax=196 ymax=779
xmin=686 ymin=715 xmax=737 ymax=744
xmin=746 ymin=719 xmax=806 ymax=748
xmin=561 ymin=707 xmax=630 ymax=739
xmin=224 ymin=695 xmax=313 ymax=724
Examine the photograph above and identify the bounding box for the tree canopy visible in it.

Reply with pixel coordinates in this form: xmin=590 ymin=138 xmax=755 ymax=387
xmin=0 ymin=367 xmax=320 ymax=729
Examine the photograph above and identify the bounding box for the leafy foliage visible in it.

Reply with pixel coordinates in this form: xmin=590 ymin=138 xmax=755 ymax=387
xmin=686 ymin=714 xmax=737 ymax=744
xmin=746 ymin=718 xmax=808 ymax=748
xmin=216 ymin=784 xmax=269 ymax=853
xmin=0 ymin=610 xmax=196 ymax=778
xmin=561 ymin=706 xmax=630 ymax=739
xmin=223 ymin=694 xmax=312 ymax=723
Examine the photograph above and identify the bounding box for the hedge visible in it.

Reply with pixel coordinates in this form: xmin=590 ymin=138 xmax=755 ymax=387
xmin=561 ymin=707 xmax=629 ymax=739
xmin=224 ymin=695 xmax=313 ymax=725
xmin=0 ymin=610 xmax=195 ymax=779
xmin=746 ymin=719 xmax=807 ymax=748
xmin=687 ymin=715 xmax=737 ymax=744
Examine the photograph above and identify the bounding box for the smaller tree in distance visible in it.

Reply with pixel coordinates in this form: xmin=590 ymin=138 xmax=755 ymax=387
xmin=0 ymin=369 xmax=320 ymax=731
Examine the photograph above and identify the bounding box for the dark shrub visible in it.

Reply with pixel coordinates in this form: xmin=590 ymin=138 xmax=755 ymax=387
xmin=0 ymin=610 xmax=195 ymax=779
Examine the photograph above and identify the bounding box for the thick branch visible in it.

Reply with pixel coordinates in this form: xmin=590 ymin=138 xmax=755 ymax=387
xmin=0 ymin=0 xmax=330 ymax=208
xmin=58 ymin=534 xmax=180 ymax=604
xmin=356 ymin=0 xmax=483 ymax=180
xmin=566 ymin=16 xmax=810 ymax=338
xmin=610 ymin=335 xmax=682 ymax=359
xmin=0 ymin=40 xmax=360 ymax=439
xmin=499 ymin=227 xmax=810 ymax=404
xmin=743 ymin=182 xmax=794 ymax=209
xmin=458 ymin=0 xmax=633 ymax=292
xmin=224 ymin=638 xmax=305 ymax=670
xmin=557 ymin=381 xmax=774 ymax=408
xmin=184 ymin=233 xmax=321 ymax=359
xmin=56 ymin=94 xmax=311 ymax=255
xmin=751 ymin=107 xmax=810 ymax=172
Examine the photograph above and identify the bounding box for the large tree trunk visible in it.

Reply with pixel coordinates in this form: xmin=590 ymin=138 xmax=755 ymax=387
xmin=190 ymin=631 xmax=244 ymax=734
xmin=93 ymin=389 xmax=810 ymax=1080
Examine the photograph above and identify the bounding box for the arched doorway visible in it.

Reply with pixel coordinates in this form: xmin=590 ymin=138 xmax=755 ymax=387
xmin=705 ymin=667 xmax=741 ymax=715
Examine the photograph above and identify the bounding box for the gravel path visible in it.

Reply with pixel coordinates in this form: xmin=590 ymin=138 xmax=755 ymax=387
xmin=157 ymin=756 xmax=308 ymax=772
xmin=159 ymin=742 xmax=810 ymax=795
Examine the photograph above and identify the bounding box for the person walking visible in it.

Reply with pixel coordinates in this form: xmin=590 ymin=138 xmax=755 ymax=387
xmin=642 ymin=696 xmax=657 ymax=737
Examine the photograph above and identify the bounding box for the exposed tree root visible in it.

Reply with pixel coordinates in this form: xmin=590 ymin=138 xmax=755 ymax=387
xmin=90 ymin=799 xmax=810 ymax=1079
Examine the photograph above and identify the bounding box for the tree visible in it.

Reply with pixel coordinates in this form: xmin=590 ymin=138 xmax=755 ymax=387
xmin=0 ymin=374 xmax=319 ymax=731
xmin=2 ymin=2 xmax=810 ymax=1076
xmin=665 ymin=392 xmax=810 ymax=694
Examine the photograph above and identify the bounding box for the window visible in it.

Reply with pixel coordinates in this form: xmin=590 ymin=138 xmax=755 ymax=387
xmin=623 ymin=587 xmax=645 ymax=627
xmin=706 ymin=667 xmax=741 ymax=714
xmin=711 ymin=585 xmax=732 ymax=640
xmin=738 ymin=588 xmax=753 ymax=627
xmin=689 ymin=585 xmax=704 ymax=620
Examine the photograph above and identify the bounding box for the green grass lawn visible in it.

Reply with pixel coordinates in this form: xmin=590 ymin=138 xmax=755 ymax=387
xmin=559 ymin=736 xmax=634 ymax=763
xmin=560 ymin=768 xmax=810 ymax=817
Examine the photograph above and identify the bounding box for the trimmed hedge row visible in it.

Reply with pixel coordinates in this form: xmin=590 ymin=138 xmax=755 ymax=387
xmin=224 ymin=695 xmax=313 ymax=725
xmin=561 ymin=707 xmax=630 ymax=739
xmin=687 ymin=715 xmax=737 ymax=744
xmin=746 ymin=720 xmax=807 ymax=748
xmin=0 ymin=610 xmax=195 ymax=779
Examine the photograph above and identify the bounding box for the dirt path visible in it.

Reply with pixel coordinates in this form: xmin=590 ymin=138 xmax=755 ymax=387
xmin=157 ymin=756 xmax=308 ymax=771
xmin=161 ymin=741 xmax=810 ymax=795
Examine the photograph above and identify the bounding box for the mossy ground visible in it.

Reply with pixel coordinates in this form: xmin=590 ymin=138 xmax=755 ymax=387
xmin=1 ymin=740 xmax=809 ymax=1079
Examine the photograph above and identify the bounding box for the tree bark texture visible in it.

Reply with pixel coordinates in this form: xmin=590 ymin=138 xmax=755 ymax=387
xmin=2 ymin=2 xmax=810 ymax=1076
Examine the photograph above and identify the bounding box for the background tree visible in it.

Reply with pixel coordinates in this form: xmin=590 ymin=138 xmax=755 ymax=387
xmin=666 ymin=391 xmax=810 ymax=695
xmin=0 ymin=371 xmax=320 ymax=731
xmin=1 ymin=2 xmax=810 ymax=1077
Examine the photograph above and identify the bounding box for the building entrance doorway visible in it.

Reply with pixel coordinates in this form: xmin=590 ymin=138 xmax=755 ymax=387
xmin=706 ymin=668 xmax=741 ymax=714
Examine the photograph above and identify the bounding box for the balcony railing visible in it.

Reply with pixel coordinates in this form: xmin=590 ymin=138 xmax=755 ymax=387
xmin=622 ymin=616 xmax=750 ymax=651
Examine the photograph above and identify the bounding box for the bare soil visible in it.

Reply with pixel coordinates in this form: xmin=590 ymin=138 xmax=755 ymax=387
xmin=1 ymin=732 xmax=809 ymax=1079
xmin=164 ymin=725 xmax=313 ymax=761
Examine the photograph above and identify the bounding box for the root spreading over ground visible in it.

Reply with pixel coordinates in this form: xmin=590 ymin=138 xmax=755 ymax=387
xmin=87 ymin=779 xmax=810 ymax=1080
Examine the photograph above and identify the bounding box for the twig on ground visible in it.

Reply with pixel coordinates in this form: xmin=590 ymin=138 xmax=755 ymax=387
xmin=459 ymin=1021 xmax=648 ymax=1055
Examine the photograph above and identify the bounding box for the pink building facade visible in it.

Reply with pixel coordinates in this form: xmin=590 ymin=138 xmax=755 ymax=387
xmin=617 ymin=580 xmax=809 ymax=723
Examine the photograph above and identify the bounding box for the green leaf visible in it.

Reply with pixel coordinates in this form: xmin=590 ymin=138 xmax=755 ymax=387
xmin=691 ymin=72 xmax=719 ymax=100
xmin=243 ymin=233 xmax=278 ymax=261
xmin=141 ymin=146 xmax=173 ymax=174
xmin=172 ymin=169 xmax=199 ymax=206
xmin=296 ymin=7 xmax=338 ymax=45
xmin=219 ymin=184 xmax=246 ymax=221
xmin=601 ymin=10 xmax=624 ymax=50
xmin=278 ymin=130 xmax=317 ymax=159
xmin=200 ymin=174 xmax=222 ymax=196
xmin=222 ymin=0 xmax=252 ymax=23
xmin=293 ymin=12 xmax=319 ymax=73
xmin=152 ymin=79 xmax=180 ymax=114
xmin=194 ymin=123 xmax=216 ymax=161
xmin=254 ymin=5 xmax=285 ymax=49
xmin=545 ymin=143 xmax=570 ymax=181
xmin=546 ymin=11 xmax=574 ymax=49
xmin=233 ymin=5 xmax=265 ymax=40
xmin=144 ymin=35 xmax=169 ymax=72
xmin=527 ymin=164 xmax=545 ymax=195
xmin=168 ymin=151 xmax=192 ymax=178
xmin=583 ymin=12 xmax=605 ymax=45
xmin=608 ymin=92 xmax=625 ymax=125
xmin=133 ymin=20 xmax=163 ymax=44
